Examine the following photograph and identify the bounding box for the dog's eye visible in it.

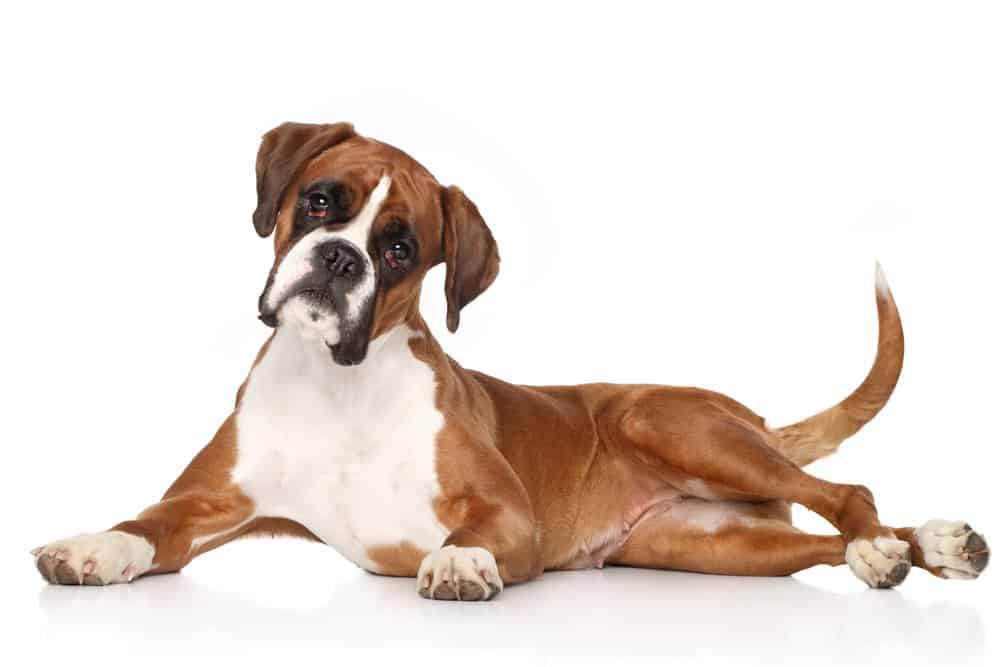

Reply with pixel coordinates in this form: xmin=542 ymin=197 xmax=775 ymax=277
xmin=385 ymin=241 xmax=410 ymax=269
xmin=390 ymin=242 xmax=410 ymax=260
xmin=306 ymin=193 xmax=329 ymax=217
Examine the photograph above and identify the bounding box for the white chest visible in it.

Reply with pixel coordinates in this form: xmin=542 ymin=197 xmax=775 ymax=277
xmin=232 ymin=323 xmax=448 ymax=570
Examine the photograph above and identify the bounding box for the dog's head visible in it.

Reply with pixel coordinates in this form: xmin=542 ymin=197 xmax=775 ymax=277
xmin=254 ymin=122 xmax=499 ymax=366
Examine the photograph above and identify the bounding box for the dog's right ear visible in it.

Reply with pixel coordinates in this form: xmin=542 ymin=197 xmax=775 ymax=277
xmin=252 ymin=122 xmax=356 ymax=238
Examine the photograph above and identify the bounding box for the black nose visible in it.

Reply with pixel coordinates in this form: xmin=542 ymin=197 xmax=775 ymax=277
xmin=317 ymin=240 xmax=365 ymax=280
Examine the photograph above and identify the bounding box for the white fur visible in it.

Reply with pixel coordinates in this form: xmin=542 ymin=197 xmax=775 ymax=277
xmin=670 ymin=499 xmax=756 ymax=533
xmin=845 ymin=535 xmax=910 ymax=587
xmin=263 ymin=175 xmax=392 ymax=321
xmin=281 ymin=294 xmax=342 ymax=345
xmin=190 ymin=518 xmax=255 ymax=552
xmin=233 ymin=321 xmax=448 ymax=571
xmin=915 ymin=519 xmax=984 ymax=579
xmin=417 ymin=545 xmax=503 ymax=601
xmin=875 ymin=260 xmax=890 ymax=296
xmin=33 ymin=531 xmax=154 ymax=584
xmin=681 ymin=479 xmax=721 ymax=500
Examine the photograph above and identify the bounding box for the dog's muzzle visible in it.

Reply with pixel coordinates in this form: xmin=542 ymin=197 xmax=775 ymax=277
xmin=255 ymin=174 xmax=390 ymax=366
xmin=257 ymin=240 xmax=367 ymax=325
xmin=257 ymin=238 xmax=376 ymax=366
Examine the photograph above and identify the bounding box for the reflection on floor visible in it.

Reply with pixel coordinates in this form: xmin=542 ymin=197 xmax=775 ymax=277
xmin=29 ymin=542 xmax=990 ymax=667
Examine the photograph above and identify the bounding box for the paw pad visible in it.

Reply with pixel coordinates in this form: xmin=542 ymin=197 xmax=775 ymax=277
xmin=846 ymin=535 xmax=912 ymax=589
xmin=31 ymin=531 xmax=154 ymax=586
xmin=916 ymin=519 xmax=989 ymax=580
xmin=417 ymin=545 xmax=504 ymax=601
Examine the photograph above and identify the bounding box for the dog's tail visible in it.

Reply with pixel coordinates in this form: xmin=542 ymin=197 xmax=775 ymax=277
xmin=770 ymin=262 xmax=904 ymax=467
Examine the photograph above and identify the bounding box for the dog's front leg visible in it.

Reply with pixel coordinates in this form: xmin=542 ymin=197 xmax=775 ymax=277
xmin=417 ymin=436 xmax=542 ymax=601
xmin=33 ymin=415 xmax=254 ymax=585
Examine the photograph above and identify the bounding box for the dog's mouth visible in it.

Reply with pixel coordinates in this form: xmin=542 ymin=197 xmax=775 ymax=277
xmin=294 ymin=288 xmax=338 ymax=319
xmin=258 ymin=287 xmax=335 ymax=329
xmin=258 ymin=273 xmax=336 ymax=328
xmin=258 ymin=285 xmax=374 ymax=367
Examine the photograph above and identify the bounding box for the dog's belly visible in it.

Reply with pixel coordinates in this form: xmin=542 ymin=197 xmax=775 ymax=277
xmin=232 ymin=325 xmax=449 ymax=571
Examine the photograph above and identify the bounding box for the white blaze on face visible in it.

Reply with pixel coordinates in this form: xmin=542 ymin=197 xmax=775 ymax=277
xmin=262 ymin=174 xmax=392 ymax=332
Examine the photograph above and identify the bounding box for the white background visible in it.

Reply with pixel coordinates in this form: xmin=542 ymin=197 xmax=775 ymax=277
xmin=1 ymin=1 xmax=997 ymax=665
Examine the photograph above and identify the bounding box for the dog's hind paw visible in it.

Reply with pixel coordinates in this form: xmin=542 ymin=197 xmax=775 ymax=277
xmin=32 ymin=531 xmax=154 ymax=585
xmin=915 ymin=519 xmax=989 ymax=580
xmin=417 ymin=545 xmax=503 ymax=601
xmin=846 ymin=535 xmax=911 ymax=588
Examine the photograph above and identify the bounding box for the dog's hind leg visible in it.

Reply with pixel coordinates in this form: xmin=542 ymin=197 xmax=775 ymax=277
xmin=608 ymin=501 xmax=846 ymax=576
xmin=608 ymin=389 xmax=910 ymax=587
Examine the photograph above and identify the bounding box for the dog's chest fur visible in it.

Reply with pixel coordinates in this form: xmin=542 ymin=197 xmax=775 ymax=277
xmin=233 ymin=324 xmax=448 ymax=570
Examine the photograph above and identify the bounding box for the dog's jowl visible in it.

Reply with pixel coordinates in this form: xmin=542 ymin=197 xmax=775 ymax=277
xmin=32 ymin=122 xmax=989 ymax=599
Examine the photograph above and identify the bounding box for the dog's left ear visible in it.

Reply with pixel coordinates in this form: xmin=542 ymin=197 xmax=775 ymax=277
xmin=252 ymin=121 xmax=356 ymax=238
xmin=440 ymin=185 xmax=500 ymax=333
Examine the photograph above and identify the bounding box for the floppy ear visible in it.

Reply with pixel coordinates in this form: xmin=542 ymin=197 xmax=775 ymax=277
xmin=440 ymin=185 xmax=500 ymax=333
xmin=252 ymin=121 xmax=356 ymax=237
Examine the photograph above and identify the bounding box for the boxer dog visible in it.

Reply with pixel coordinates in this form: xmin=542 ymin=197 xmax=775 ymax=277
xmin=32 ymin=122 xmax=989 ymax=599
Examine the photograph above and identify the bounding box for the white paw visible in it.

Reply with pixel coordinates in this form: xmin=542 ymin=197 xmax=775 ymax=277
xmin=916 ymin=519 xmax=990 ymax=580
xmin=32 ymin=531 xmax=155 ymax=585
xmin=846 ymin=535 xmax=911 ymax=588
xmin=417 ymin=545 xmax=504 ymax=601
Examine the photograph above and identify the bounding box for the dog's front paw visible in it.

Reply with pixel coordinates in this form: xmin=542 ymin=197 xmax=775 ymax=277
xmin=32 ymin=531 xmax=154 ymax=585
xmin=916 ymin=519 xmax=989 ymax=580
xmin=846 ymin=535 xmax=911 ymax=588
xmin=417 ymin=545 xmax=503 ymax=601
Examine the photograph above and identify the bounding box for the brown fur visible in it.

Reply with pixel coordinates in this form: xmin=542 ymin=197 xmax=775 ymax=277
xmin=772 ymin=284 xmax=904 ymax=466
xmin=367 ymin=541 xmax=430 ymax=577
xmin=42 ymin=122 xmax=984 ymax=592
